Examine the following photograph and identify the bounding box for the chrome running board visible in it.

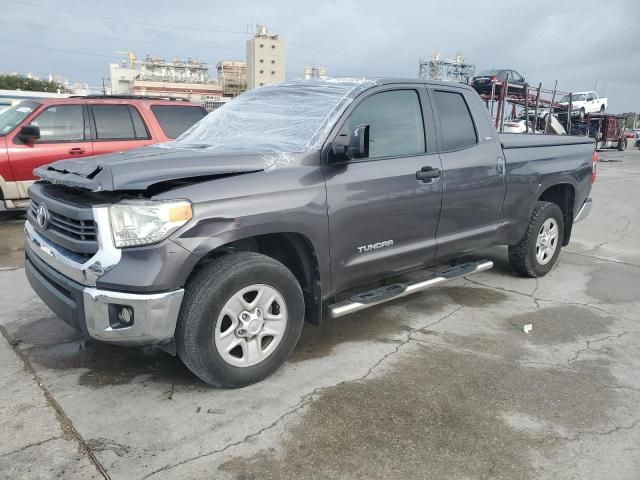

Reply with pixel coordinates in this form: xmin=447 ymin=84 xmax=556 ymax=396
xmin=327 ymin=260 xmax=494 ymax=318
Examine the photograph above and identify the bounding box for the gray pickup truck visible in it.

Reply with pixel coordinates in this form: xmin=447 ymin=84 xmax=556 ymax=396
xmin=25 ymin=79 xmax=596 ymax=387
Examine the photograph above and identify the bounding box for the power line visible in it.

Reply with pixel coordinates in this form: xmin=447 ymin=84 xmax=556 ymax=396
xmin=2 ymin=19 xmax=312 ymax=65
xmin=14 ymin=0 xmax=411 ymax=66
xmin=0 ymin=39 xmax=124 ymax=60
xmin=287 ymin=42 xmax=407 ymax=65
xmin=15 ymin=0 xmax=248 ymax=35
xmin=2 ymin=19 xmax=246 ymax=51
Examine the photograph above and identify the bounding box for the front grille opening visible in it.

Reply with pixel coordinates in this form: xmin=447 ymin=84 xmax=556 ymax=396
xmin=48 ymin=214 xmax=97 ymax=242
xmin=31 ymin=198 xmax=99 ymax=256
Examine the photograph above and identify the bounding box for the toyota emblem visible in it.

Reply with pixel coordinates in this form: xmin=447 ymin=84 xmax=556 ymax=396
xmin=36 ymin=204 xmax=49 ymax=229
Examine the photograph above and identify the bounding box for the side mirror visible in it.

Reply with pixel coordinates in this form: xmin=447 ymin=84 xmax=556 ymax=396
xmin=330 ymin=131 xmax=349 ymax=161
xmin=18 ymin=125 xmax=40 ymax=144
xmin=329 ymin=124 xmax=370 ymax=163
xmin=348 ymin=124 xmax=370 ymax=159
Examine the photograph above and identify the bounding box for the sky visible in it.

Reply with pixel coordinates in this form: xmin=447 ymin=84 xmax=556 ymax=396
xmin=2 ymin=0 xmax=639 ymax=112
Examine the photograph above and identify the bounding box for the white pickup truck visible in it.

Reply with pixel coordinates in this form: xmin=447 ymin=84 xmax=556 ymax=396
xmin=559 ymin=91 xmax=607 ymax=118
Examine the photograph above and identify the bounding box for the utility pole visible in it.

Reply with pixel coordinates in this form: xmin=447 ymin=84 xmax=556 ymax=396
xmin=102 ymin=77 xmax=106 ymax=95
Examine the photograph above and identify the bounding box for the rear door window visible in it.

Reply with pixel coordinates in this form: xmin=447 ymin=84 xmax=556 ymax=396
xmin=151 ymin=105 xmax=207 ymax=139
xmin=29 ymin=105 xmax=85 ymax=142
xmin=91 ymin=104 xmax=149 ymax=140
xmin=433 ymin=90 xmax=478 ymax=151
xmin=346 ymin=89 xmax=425 ymax=159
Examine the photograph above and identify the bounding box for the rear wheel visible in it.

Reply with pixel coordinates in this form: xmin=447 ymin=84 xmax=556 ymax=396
xmin=176 ymin=252 xmax=305 ymax=387
xmin=600 ymin=104 xmax=605 ymax=113
xmin=508 ymin=201 xmax=564 ymax=277
xmin=618 ymin=138 xmax=627 ymax=151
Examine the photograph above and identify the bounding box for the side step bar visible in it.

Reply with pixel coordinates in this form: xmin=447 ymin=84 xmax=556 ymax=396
xmin=327 ymin=260 xmax=494 ymax=318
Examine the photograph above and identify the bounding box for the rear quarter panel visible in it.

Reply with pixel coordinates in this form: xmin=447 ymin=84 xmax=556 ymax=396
xmin=497 ymin=134 xmax=594 ymax=245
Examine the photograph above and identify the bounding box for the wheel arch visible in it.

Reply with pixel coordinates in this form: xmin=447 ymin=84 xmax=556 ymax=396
xmin=188 ymin=232 xmax=324 ymax=326
xmin=537 ymin=182 xmax=575 ymax=246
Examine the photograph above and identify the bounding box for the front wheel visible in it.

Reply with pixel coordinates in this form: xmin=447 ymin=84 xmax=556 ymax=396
xmin=508 ymin=201 xmax=564 ymax=277
xmin=176 ymin=252 xmax=305 ymax=387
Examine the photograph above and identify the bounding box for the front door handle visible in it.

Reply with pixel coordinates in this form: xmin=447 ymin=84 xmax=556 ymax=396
xmin=416 ymin=166 xmax=441 ymax=182
xmin=69 ymin=147 xmax=85 ymax=155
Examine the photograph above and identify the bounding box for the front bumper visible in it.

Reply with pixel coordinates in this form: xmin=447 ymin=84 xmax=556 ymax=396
xmin=25 ymin=212 xmax=184 ymax=346
xmin=26 ymin=251 xmax=184 ymax=346
xmin=573 ymin=197 xmax=592 ymax=223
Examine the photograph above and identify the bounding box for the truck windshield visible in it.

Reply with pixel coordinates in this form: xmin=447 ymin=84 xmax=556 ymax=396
xmin=0 ymin=102 xmax=38 ymax=136
xmin=560 ymin=94 xmax=586 ymax=103
xmin=170 ymin=80 xmax=370 ymax=153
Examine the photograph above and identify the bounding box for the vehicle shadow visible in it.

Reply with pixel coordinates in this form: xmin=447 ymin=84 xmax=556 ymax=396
xmin=0 ymin=210 xmax=27 ymax=222
xmin=12 ymin=315 xmax=203 ymax=388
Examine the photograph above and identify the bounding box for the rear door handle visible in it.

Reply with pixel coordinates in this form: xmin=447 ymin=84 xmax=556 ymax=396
xmin=416 ymin=166 xmax=441 ymax=182
xmin=69 ymin=147 xmax=85 ymax=155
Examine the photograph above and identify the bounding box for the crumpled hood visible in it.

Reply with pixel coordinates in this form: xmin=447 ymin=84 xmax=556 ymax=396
xmin=34 ymin=146 xmax=267 ymax=192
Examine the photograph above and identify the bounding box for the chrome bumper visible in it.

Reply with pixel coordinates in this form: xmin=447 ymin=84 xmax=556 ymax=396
xmin=25 ymin=210 xmax=184 ymax=346
xmin=83 ymin=287 xmax=184 ymax=345
xmin=573 ymin=198 xmax=592 ymax=223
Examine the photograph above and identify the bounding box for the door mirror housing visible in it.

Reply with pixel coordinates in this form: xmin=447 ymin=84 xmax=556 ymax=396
xmin=329 ymin=124 xmax=370 ymax=162
xmin=18 ymin=125 xmax=40 ymax=144
xmin=349 ymin=124 xmax=370 ymax=159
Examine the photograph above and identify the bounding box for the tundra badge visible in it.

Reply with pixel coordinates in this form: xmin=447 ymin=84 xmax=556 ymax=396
xmin=357 ymin=240 xmax=394 ymax=253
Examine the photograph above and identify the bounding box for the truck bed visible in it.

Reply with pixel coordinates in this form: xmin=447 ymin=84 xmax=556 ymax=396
xmin=499 ymin=133 xmax=595 ymax=149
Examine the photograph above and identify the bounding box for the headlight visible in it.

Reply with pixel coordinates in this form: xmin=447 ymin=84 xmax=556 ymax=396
xmin=109 ymin=200 xmax=192 ymax=248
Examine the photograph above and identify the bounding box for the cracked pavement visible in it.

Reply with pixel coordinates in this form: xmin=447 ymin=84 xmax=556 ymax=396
xmin=1 ymin=148 xmax=639 ymax=479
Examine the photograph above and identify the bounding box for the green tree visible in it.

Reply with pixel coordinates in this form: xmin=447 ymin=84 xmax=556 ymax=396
xmin=0 ymin=74 xmax=71 ymax=93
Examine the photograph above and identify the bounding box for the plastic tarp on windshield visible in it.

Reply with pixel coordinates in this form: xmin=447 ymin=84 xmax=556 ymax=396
xmin=162 ymin=79 xmax=375 ymax=157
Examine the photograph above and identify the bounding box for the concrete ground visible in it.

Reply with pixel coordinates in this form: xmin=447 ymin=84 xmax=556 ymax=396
xmin=1 ymin=147 xmax=639 ymax=480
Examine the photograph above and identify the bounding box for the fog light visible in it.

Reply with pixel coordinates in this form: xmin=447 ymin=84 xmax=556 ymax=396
xmin=108 ymin=304 xmax=134 ymax=329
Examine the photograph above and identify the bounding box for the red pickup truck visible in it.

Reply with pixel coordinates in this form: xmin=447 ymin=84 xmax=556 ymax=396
xmin=0 ymin=96 xmax=207 ymax=210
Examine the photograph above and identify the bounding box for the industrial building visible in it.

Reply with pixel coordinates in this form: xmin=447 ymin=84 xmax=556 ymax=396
xmin=106 ymin=27 xmax=285 ymax=104
xmin=304 ymin=65 xmax=327 ymax=80
xmin=418 ymin=52 xmax=475 ymax=84
xmin=246 ymin=25 xmax=286 ymax=89
xmin=108 ymin=53 xmax=226 ymax=104
xmin=217 ymin=61 xmax=248 ymax=97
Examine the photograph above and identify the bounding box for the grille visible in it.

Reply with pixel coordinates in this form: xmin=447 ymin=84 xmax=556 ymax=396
xmin=29 ymin=197 xmax=99 ymax=257
xmin=31 ymin=200 xmax=97 ymax=242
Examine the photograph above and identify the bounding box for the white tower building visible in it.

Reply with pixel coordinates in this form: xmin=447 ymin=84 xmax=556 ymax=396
xmin=247 ymin=25 xmax=286 ymax=89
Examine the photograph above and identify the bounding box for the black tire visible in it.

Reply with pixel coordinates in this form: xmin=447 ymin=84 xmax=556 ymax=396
xmin=618 ymin=139 xmax=627 ymax=151
xmin=600 ymin=105 xmax=605 ymax=113
xmin=508 ymin=201 xmax=564 ymax=278
xmin=579 ymin=107 xmax=586 ymax=120
xmin=176 ymin=252 xmax=304 ymax=388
